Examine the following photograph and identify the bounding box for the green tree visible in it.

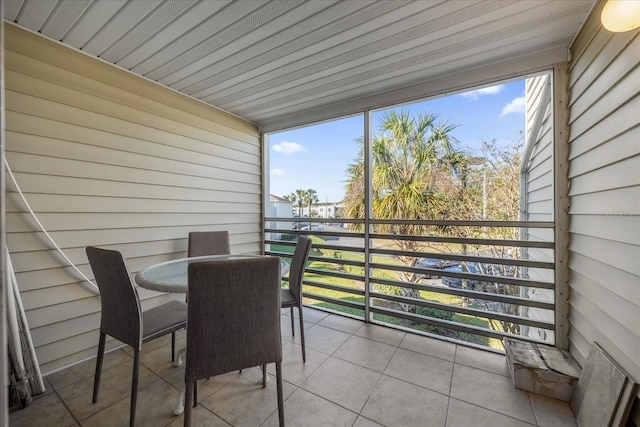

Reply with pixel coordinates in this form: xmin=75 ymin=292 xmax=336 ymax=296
xmin=302 ymin=189 xmax=319 ymax=216
xmin=344 ymin=110 xmax=463 ymax=312
xmin=464 ymin=138 xmax=524 ymax=335
xmin=286 ymin=189 xmax=307 ymax=216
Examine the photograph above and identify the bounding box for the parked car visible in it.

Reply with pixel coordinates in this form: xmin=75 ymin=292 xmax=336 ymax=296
xmin=416 ymin=257 xmax=458 ymax=279
xmin=300 ymin=223 xmax=324 ymax=231
xmin=442 ymin=262 xmax=504 ymax=289
xmin=441 ymin=263 xmax=480 ymax=288
xmin=293 ymin=222 xmax=309 ymax=230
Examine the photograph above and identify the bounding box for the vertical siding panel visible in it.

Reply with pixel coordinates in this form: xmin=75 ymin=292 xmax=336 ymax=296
xmin=4 ymin=25 xmax=261 ymax=374
xmin=568 ymin=1 xmax=640 ymax=413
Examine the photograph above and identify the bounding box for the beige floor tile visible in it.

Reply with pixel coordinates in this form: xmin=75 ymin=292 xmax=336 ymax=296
xmin=266 ymin=341 xmax=328 ymax=386
xmin=385 ymin=348 xmax=454 ymax=395
xmin=361 ymin=375 xmax=448 ymax=427
xmin=529 ymin=393 xmax=577 ymax=426
xmin=9 ymin=391 xmax=78 ymax=427
xmin=57 ymin=356 xmax=160 ymax=421
xmin=353 ymin=416 xmax=385 ymax=427
xmin=446 ymin=398 xmax=536 ymax=427
xmin=299 ymin=324 xmax=351 ymax=355
xmin=298 ymin=307 xmax=330 ymax=324
xmin=301 ymin=357 xmax=381 ymax=413
xmin=81 ymin=379 xmax=180 ymax=427
xmin=12 ymin=314 xmax=579 ymax=427
xmin=47 ymin=348 xmax=132 ymax=391
xmin=200 ymin=367 xmax=296 ymax=426
xmin=318 ymin=313 xmax=365 ymax=334
xmin=399 ymin=333 xmax=456 ymax=361
xmin=450 ymin=364 xmax=536 ymax=424
xmin=333 ymin=335 xmax=397 ymax=372
xmin=454 ymin=345 xmax=510 ymax=377
xmin=354 ymin=323 xmax=406 ymax=347
xmin=167 ymin=404 xmax=231 ymax=427
xmin=140 ymin=341 xmax=187 ymax=380
xmin=262 ymin=388 xmax=358 ymax=427
xmin=281 ymin=318 xmax=315 ymax=342
xmin=192 ymin=372 xmax=245 ymax=404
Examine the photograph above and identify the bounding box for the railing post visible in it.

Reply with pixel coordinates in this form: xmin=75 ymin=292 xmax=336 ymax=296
xmin=364 ymin=109 xmax=372 ymax=322
xmin=553 ymin=64 xmax=571 ymax=350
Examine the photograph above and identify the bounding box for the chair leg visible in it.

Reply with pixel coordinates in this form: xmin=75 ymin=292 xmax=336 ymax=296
xmin=276 ymin=362 xmax=285 ymax=427
xmin=92 ymin=332 xmax=106 ymax=403
xmin=184 ymin=379 xmax=193 ymax=427
xmin=262 ymin=364 xmax=267 ymax=388
xmin=193 ymin=380 xmax=198 ymax=407
xmin=171 ymin=332 xmax=176 ymax=362
xmin=298 ymin=306 xmax=306 ymax=362
xmin=130 ymin=349 xmax=140 ymax=427
xmin=290 ymin=307 xmax=295 ymax=336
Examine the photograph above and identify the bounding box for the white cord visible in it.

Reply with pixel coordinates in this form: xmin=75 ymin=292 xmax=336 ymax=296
xmin=4 ymin=157 xmax=99 ymax=292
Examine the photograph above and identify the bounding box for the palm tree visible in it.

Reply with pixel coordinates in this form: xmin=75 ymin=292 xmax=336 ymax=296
xmin=344 ymin=110 xmax=463 ymax=313
xmin=291 ymin=189 xmax=306 ymax=216
xmin=302 ymin=189 xmax=319 ymax=217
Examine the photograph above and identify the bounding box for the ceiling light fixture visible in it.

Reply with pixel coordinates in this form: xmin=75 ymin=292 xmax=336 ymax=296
xmin=601 ymin=0 xmax=640 ymax=32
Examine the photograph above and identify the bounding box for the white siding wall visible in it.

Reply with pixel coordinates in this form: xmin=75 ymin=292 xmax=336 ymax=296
xmin=4 ymin=25 xmax=262 ymax=374
xmin=567 ymin=1 xmax=640 ymax=412
xmin=522 ymin=72 xmax=555 ymax=343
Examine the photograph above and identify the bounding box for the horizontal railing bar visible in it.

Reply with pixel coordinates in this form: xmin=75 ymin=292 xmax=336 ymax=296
xmin=303 ymin=243 xmax=365 ymax=253
xmin=265 ymin=240 xmax=366 ymax=254
xmin=268 ymin=241 xmax=551 ymax=271
xmin=370 ymin=219 xmax=554 ymax=228
xmin=302 ymin=293 xmax=365 ymax=311
xmin=305 ymin=268 xmax=363 ymax=282
xmin=371 ymin=262 xmax=554 ymax=289
xmin=267 ymin=251 xmax=365 ymax=268
xmin=370 ymin=249 xmax=554 ymax=269
xmin=369 ymin=233 xmax=554 ymax=249
xmin=265 ymin=217 xmax=364 ymax=224
xmin=264 ymin=218 xmax=553 ymax=228
xmin=370 ymin=305 xmax=504 ymax=340
xmin=369 ymin=291 xmax=554 ymax=330
xmin=304 ymin=280 xmax=365 ymax=296
xmin=369 ymin=306 xmax=553 ymax=345
xmin=370 ymin=277 xmax=556 ymax=310
xmin=265 ymin=228 xmax=365 ymax=239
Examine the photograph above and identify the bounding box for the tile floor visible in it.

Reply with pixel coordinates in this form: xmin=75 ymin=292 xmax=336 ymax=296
xmin=9 ymin=307 xmax=577 ymax=426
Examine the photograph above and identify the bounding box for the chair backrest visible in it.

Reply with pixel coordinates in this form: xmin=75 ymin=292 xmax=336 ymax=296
xmin=86 ymin=246 xmax=142 ymax=350
xmin=188 ymin=231 xmax=231 ymax=257
xmin=185 ymin=257 xmax=282 ymax=382
xmin=288 ymin=237 xmax=312 ymax=303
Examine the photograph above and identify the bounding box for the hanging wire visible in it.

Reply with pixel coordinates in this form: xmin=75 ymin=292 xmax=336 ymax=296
xmin=4 ymin=157 xmax=99 ymax=292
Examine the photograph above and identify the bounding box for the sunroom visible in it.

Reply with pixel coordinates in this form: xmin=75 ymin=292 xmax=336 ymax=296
xmin=2 ymin=0 xmax=638 ymax=426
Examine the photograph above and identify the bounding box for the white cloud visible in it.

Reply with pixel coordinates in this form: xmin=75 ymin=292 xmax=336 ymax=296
xmin=501 ymin=96 xmax=526 ymax=116
xmin=272 ymin=141 xmax=306 ymax=154
xmin=459 ymin=84 xmax=505 ymax=100
xmin=271 ymin=168 xmax=285 ymax=176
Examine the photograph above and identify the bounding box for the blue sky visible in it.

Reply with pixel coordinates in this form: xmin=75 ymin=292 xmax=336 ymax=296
xmin=269 ymin=79 xmax=526 ymax=202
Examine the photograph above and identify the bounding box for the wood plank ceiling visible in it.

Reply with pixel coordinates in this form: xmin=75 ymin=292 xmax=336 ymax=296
xmin=3 ymin=0 xmax=595 ymax=132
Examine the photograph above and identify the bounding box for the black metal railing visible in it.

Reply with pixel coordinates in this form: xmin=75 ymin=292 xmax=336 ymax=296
xmin=265 ymin=217 xmax=555 ymax=350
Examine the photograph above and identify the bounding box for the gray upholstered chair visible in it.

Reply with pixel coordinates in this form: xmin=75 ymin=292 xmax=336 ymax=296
xmin=281 ymin=236 xmax=312 ymax=362
xmin=187 ymin=231 xmax=230 ymax=257
xmin=187 ymin=230 xmax=233 ymax=396
xmin=184 ymin=257 xmax=284 ymax=427
xmin=86 ymin=246 xmax=187 ymax=427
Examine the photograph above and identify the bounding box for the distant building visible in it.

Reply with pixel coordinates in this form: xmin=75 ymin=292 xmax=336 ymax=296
xmin=292 ymin=201 xmax=343 ymax=218
xmin=267 ymin=195 xmax=293 ymax=240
